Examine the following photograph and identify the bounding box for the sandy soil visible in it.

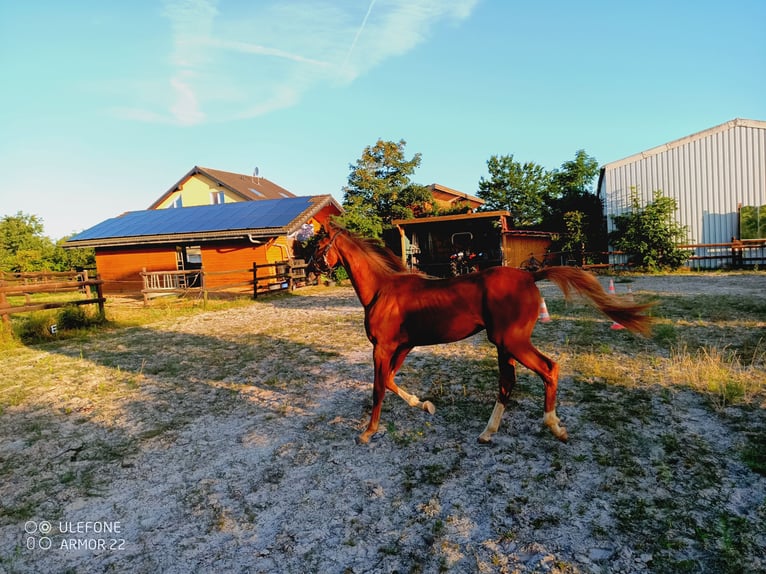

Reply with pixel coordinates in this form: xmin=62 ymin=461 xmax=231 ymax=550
xmin=1 ymin=273 xmax=764 ymax=573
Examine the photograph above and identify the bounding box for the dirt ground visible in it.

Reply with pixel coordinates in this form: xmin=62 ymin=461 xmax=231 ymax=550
xmin=0 ymin=273 xmax=764 ymax=573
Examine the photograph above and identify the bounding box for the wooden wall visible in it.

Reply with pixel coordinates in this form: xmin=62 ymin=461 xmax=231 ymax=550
xmin=200 ymin=242 xmax=272 ymax=288
xmin=502 ymin=235 xmax=553 ymax=268
xmin=95 ymin=240 xmax=287 ymax=292
xmin=96 ymin=247 xmax=177 ymax=292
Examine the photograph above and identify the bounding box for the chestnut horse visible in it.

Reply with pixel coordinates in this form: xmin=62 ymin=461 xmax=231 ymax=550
xmin=315 ymin=224 xmax=653 ymax=444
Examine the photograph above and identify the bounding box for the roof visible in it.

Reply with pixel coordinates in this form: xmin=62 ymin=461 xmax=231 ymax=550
xmin=148 ymin=165 xmax=296 ymax=208
xmin=600 ymin=118 xmax=766 ymax=171
xmin=427 ymin=183 xmax=484 ymax=206
xmin=393 ymin=210 xmax=510 ymax=226
xmin=66 ymin=195 xmax=340 ymax=248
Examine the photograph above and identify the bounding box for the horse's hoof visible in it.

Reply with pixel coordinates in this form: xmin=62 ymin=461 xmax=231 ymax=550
xmin=423 ymin=401 xmax=436 ymax=415
xmin=357 ymin=430 xmax=385 ymax=444
xmin=556 ymin=428 xmax=569 ymax=443
xmin=477 ymin=433 xmax=493 ymax=444
xmin=356 ymin=433 xmax=371 ymax=445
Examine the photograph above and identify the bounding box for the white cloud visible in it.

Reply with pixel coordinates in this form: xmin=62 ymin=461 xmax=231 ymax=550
xmin=123 ymin=0 xmax=478 ymax=125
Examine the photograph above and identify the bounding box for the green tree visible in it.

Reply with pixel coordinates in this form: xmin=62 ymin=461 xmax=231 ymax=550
xmin=550 ymin=149 xmax=600 ymax=195
xmin=338 ymin=139 xmax=431 ymax=238
xmin=0 ymin=212 xmax=94 ymax=272
xmin=0 ymin=212 xmax=51 ymax=272
xmin=562 ymin=210 xmax=587 ymax=265
xmin=477 ymin=155 xmax=552 ymax=227
xmin=609 ymin=189 xmax=690 ymax=270
xmin=544 ymin=150 xmax=607 ymax=256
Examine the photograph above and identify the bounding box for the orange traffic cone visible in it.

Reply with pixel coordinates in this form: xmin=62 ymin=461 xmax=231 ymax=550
xmin=538 ymin=298 xmax=551 ymax=323
xmin=607 ymin=278 xmax=625 ymax=330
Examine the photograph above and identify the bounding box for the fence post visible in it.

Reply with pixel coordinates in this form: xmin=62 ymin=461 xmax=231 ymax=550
xmin=82 ymin=269 xmax=93 ymax=298
xmin=142 ymin=267 xmax=148 ymax=305
xmin=0 ymin=280 xmax=8 ymax=325
xmin=95 ymin=273 xmax=105 ymax=316
xmin=201 ymin=267 xmax=208 ymax=307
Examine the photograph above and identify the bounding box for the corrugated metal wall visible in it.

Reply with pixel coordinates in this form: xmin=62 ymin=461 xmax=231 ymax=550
xmin=599 ymin=120 xmax=766 ymax=265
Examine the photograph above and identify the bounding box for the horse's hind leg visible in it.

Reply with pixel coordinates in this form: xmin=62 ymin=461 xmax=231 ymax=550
xmin=478 ymin=350 xmax=517 ymax=443
xmin=512 ymin=343 xmax=567 ymax=441
xmin=489 ymin=336 xmax=567 ymax=442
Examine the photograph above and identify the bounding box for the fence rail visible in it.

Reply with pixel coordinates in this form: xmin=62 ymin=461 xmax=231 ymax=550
xmin=0 ymin=270 xmax=105 ymax=323
xmin=523 ymin=240 xmax=766 ymax=272
xmin=139 ymin=259 xmax=311 ymax=304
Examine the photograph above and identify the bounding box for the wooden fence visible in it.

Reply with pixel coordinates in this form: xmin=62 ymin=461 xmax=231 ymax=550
xmin=0 ymin=270 xmax=105 ymax=324
xmin=678 ymin=240 xmax=766 ymax=269
xmin=139 ymin=259 xmax=311 ymax=304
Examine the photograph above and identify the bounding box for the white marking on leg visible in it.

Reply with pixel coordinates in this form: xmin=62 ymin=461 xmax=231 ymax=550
xmin=543 ymin=409 xmax=568 ymax=442
xmin=478 ymin=401 xmax=505 ymax=443
xmin=395 ymin=389 xmax=436 ymax=414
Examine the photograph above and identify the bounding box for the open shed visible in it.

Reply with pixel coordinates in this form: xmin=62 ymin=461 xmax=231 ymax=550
xmin=392 ymin=212 xmax=555 ymax=277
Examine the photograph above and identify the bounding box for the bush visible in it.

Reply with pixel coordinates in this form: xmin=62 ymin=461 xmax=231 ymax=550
xmin=11 ymin=305 xmax=105 ymax=344
xmin=58 ymin=305 xmax=91 ymax=329
xmin=14 ymin=312 xmax=58 ymax=343
xmin=610 ymin=189 xmax=691 ymax=271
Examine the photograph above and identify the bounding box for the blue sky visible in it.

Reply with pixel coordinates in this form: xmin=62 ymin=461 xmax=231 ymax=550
xmin=1 ymin=0 xmax=764 ymax=240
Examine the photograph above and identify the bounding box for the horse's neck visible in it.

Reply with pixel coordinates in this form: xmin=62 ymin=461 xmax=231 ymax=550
xmin=337 ymin=238 xmax=387 ymax=307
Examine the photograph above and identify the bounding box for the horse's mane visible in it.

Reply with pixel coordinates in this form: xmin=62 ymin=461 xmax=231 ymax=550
xmin=334 ymin=228 xmax=409 ymax=274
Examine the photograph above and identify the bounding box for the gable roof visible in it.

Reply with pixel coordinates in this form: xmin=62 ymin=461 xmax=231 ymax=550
xmin=66 ymin=195 xmax=340 ymax=248
xmin=427 ymin=183 xmax=484 ymax=207
xmin=148 ymin=165 xmax=296 ymax=208
xmin=601 ymin=118 xmax=766 ymax=170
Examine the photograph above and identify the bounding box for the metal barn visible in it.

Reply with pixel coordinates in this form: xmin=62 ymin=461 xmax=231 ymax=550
xmin=597 ymin=118 xmax=766 ymax=268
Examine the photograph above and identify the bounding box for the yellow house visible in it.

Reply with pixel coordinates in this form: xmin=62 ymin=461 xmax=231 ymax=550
xmin=149 ymin=166 xmax=296 ymax=209
xmin=66 ymin=166 xmax=341 ymax=294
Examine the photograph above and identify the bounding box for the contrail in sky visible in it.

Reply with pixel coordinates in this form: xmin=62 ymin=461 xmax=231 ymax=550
xmin=343 ymin=0 xmax=377 ymax=72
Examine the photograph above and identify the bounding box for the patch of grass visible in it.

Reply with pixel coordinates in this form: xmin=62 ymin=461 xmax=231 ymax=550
xmin=666 ymin=345 xmax=764 ymax=409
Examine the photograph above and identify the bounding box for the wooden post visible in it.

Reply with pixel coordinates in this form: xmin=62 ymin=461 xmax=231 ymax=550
xmin=253 ymin=264 xmax=258 ymax=299
xmin=94 ymin=273 xmax=105 ymax=317
xmin=82 ymin=269 xmax=93 ymax=298
xmin=142 ymin=267 xmax=149 ymax=305
xmin=201 ymin=267 xmax=208 ymax=307
xmin=0 ymin=281 xmax=8 ymax=325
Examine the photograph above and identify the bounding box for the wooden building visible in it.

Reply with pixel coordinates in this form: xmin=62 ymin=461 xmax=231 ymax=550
xmin=65 ymin=195 xmax=341 ymax=293
xmin=426 ymin=184 xmax=484 ymax=212
xmin=148 ymin=165 xmax=296 ymax=209
xmin=392 ymin=212 xmax=555 ymax=277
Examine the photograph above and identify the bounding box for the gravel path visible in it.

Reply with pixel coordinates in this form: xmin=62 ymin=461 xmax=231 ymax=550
xmin=1 ymin=273 xmax=764 ymax=573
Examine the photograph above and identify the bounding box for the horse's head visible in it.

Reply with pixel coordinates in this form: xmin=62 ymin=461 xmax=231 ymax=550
xmin=314 ymin=225 xmax=343 ymax=273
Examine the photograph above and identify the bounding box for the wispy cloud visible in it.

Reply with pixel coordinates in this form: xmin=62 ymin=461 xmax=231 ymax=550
xmin=119 ymin=0 xmax=478 ymax=125
xmin=342 ymin=0 xmax=377 ymax=74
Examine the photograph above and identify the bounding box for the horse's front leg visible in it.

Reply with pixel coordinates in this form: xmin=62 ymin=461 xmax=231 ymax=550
xmin=385 ymin=346 xmax=436 ymax=416
xmin=358 ymin=346 xmax=391 ymax=444
xmin=358 ymin=345 xmax=435 ymax=444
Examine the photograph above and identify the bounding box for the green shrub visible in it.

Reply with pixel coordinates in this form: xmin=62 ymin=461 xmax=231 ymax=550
xmin=58 ymin=305 xmax=90 ymax=329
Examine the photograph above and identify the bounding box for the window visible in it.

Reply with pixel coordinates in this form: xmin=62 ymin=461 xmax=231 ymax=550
xmin=211 ymin=190 xmax=226 ymax=205
xmin=171 ymin=195 xmax=183 ymax=208
xmin=185 ymin=246 xmax=202 ymax=264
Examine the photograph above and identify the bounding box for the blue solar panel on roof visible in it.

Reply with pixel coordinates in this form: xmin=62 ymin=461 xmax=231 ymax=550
xmin=69 ymin=196 xmax=314 ymax=241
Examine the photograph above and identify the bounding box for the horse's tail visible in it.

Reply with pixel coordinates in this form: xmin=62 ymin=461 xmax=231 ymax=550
xmin=532 ymin=267 xmax=654 ymax=336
